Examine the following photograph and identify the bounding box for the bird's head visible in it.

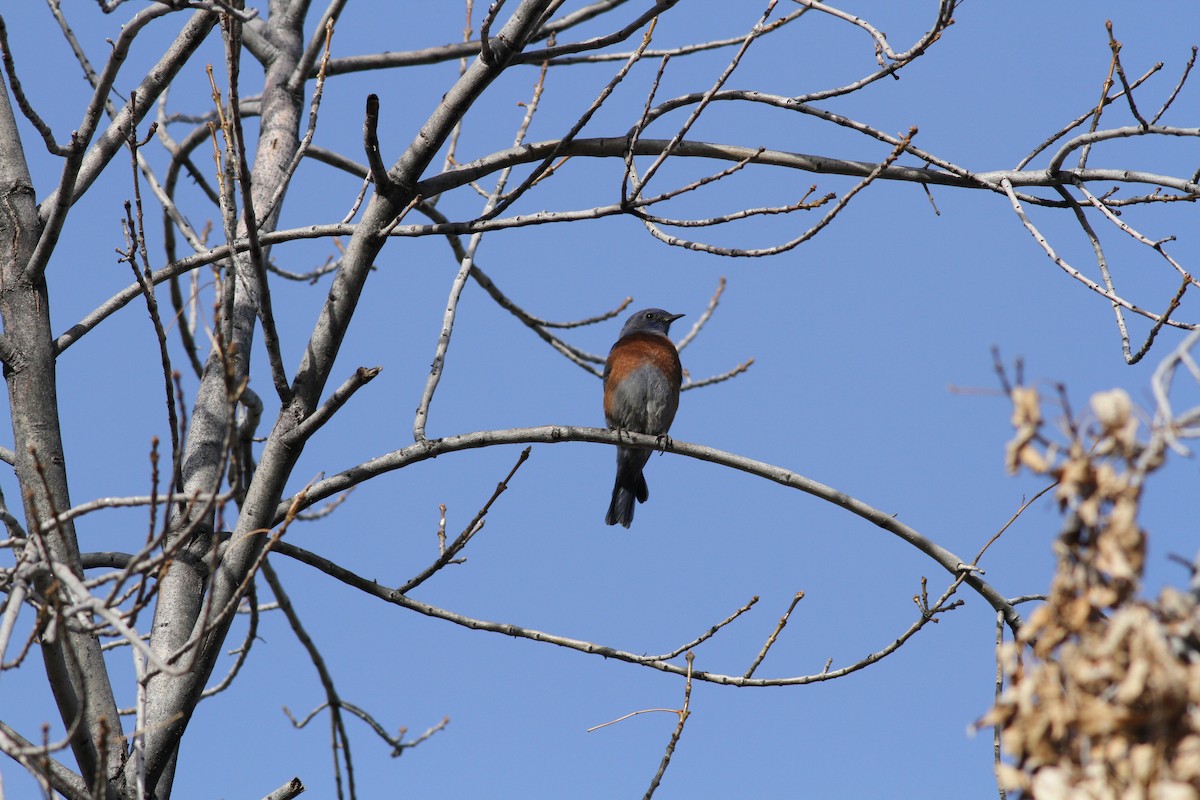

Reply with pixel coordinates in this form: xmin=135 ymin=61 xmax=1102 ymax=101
xmin=618 ymin=308 xmax=685 ymax=339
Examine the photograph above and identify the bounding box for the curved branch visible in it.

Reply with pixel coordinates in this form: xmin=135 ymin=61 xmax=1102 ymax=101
xmin=274 ymin=536 xmax=975 ymax=687
xmin=1047 ymin=124 xmax=1200 ymax=174
xmin=271 ymin=425 xmax=1020 ymax=629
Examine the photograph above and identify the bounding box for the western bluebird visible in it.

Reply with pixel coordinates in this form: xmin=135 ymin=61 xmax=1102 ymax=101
xmin=603 ymin=308 xmax=684 ymax=528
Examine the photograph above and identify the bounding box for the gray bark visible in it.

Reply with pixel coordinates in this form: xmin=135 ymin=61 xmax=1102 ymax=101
xmin=0 ymin=73 xmax=125 ymax=790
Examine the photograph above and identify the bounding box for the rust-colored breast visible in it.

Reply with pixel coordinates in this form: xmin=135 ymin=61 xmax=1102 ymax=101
xmin=603 ymin=332 xmax=682 ymax=427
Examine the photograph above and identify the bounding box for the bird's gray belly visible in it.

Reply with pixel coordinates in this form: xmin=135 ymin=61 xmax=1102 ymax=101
xmin=609 ymin=365 xmax=678 ymax=434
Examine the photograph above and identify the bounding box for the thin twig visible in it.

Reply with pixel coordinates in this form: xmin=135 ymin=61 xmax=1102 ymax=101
xmin=1152 ymin=46 xmax=1196 ymax=124
xmin=675 ymin=278 xmax=725 ymax=352
xmin=643 ymin=652 xmax=693 ymax=800
xmin=640 ymin=596 xmax=759 ymax=662
xmin=630 ymin=1 xmax=777 ymax=199
xmin=397 ymin=448 xmax=531 ymax=594
xmin=1000 ymin=178 xmax=1195 ymax=334
xmin=743 ymin=591 xmax=804 ymax=679
xmin=263 ymin=560 xmax=355 ymax=800
xmin=480 ymin=13 xmax=657 ymax=222
xmin=0 ymin=17 xmax=70 ymax=154
xmin=414 ymin=57 xmax=550 ymax=440
xmin=289 ymin=366 xmax=382 ymax=444
xmin=639 ymin=128 xmax=917 ymax=256
xmin=992 ymin=610 xmax=1008 ymax=800
xmin=1106 ymin=22 xmax=1149 ymax=129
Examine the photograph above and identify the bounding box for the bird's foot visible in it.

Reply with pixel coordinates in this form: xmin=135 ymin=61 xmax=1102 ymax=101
xmin=655 ymin=433 xmax=673 ymax=452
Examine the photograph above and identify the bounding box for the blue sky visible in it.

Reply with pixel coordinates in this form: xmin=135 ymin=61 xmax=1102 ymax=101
xmin=3 ymin=2 xmax=1200 ymax=797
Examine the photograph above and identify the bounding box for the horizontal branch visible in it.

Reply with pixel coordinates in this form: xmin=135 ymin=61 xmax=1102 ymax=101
xmin=271 ymin=425 xmax=1020 ymax=630
xmin=42 ymin=492 xmax=230 ymax=534
xmin=418 ymin=136 xmax=1200 ymax=199
xmin=54 ymin=134 xmax=1200 ymax=355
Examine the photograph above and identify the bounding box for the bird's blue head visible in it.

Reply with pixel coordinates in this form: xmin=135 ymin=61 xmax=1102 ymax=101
xmin=618 ymin=308 xmax=685 ymax=339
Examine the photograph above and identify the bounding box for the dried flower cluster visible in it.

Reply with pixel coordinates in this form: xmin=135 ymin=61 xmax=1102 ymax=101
xmin=989 ymin=385 xmax=1200 ymax=799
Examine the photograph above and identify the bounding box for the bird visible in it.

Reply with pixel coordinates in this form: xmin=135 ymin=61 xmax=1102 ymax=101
xmin=603 ymin=308 xmax=684 ymax=527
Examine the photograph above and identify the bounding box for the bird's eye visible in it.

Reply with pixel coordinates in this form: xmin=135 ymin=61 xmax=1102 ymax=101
xmin=644 ymin=312 xmax=653 ymax=320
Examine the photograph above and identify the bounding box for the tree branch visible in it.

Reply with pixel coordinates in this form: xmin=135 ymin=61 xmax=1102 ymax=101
xmin=0 ymin=720 xmax=90 ymax=800
xmin=272 ymin=425 xmax=1020 ymax=630
xmin=273 ymin=536 xmax=977 ymax=686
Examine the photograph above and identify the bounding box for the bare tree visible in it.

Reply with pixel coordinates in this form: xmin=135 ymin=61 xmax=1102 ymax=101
xmin=0 ymin=2 xmax=1197 ymax=798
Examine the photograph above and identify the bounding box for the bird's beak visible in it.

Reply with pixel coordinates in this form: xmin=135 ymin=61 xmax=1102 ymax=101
xmin=668 ymin=313 xmax=685 ymax=322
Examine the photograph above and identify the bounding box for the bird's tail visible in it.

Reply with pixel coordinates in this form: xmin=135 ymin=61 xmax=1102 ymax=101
xmin=605 ymin=450 xmax=649 ymax=528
